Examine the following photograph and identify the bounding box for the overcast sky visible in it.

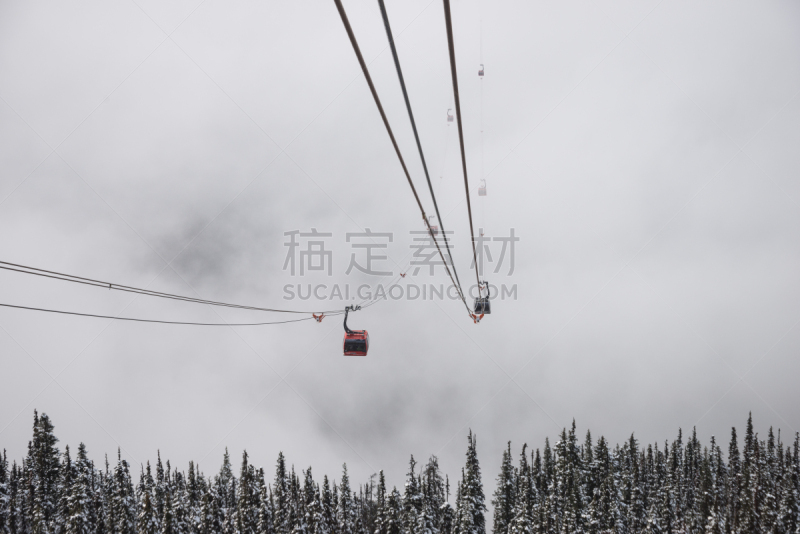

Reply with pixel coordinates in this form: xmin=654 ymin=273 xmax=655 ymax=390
xmin=1 ymin=0 xmax=799 ymax=498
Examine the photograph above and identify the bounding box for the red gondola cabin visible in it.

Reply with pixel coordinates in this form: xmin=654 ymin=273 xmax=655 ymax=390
xmin=343 ymin=330 xmax=369 ymax=356
xmin=342 ymin=305 xmax=368 ymax=356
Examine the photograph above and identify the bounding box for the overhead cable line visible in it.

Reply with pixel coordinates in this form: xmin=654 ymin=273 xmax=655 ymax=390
xmin=376 ymin=0 xmax=466 ymax=301
xmin=332 ymin=0 xmax=472 ymax=317
xmin=0 ymin=302 xmax=321 ymax=326
xmin=479 ymin=15 xmax=486 ymax=245
xmin=442 ymin=0 xmax=481 ymax=289
xmin=0 ymin=260 xmax=341 ymax=315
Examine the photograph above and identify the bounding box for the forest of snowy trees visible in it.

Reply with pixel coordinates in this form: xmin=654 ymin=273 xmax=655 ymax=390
xmin=1 ymin=411 xmax=799 ymax=534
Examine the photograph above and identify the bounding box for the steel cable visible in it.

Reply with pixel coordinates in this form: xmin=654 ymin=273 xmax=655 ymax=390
xmin=0 ymin=261 xmax=341 ymax=315
xmin=332 ymin=0 xmax=472 ymax=317
xmin=442 ymin=0 xmax=482 ymax=290
xmin=0 ymin=302 xmax=328 ymax=326
xmin=376 ymin=0 xmax=467 ymax=303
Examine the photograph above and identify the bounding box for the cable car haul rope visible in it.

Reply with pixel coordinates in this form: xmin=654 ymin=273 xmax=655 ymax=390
xmin=0 ymin=261 xmax=340 ymax=316
xmin=376 ymin=0 xmax=464 ymax=297
xmin=0 ymin=302 xmax=318 ymax=326
xmin=332 ymin=0 xmax=487 ymax=321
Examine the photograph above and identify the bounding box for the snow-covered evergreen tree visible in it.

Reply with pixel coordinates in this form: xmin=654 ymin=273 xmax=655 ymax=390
xmin=7 ymin=460 xmax=24 ymax=534
xmin=108 ymin=450 xmax=135 ymax=534
xmin=726 ymin=426 xmax=741 ymax=534
xmin=381 ymin=487 xmax=401 ymax=534
xmin=200 ymin=475 xmax=223 ymax=534
xmin=137 ymin=484 xmax=159 ymax=534
xmin=0 ymin=450 xmax=9 ymax=534
xmin=455 ymin=432 xmax=485 ymax=534
xmin=402 ymin=457 xmax=422 ymax=534
xmin=492 ymin=443 xmax=515 ymax=534
xmin=317 ymin=475 xmax=335 ymax=534
xmin=626 ymin=435 xmax=645 ymax=534
xmin=704 ymin=437 xmax=726 ymax=534
xmin=29 ymin=411 xmax=60 ymax=534
xmin=374 ymin=472 xmax=388 ymax=534
xmin=422 ymin=456 xmax=446 ymax=534
xmin=338 ymin=465 xmax=355 ymax=534
xmin=237 ymin=451 xmax=258 ymax=534
xmin=295 ymin=467 xmax=316 ymax=534
xmin=775 ymin=434 xmax=799 ymax=534
xmin=508 ymin=445 xmax=533 ymax=534
xmin=4 ymin=410 xmax=800 ymax=534
xmin=162 ymin=489 xmax=176 ymax=534
xmin=52 ymin=445 xmax=72 ymax=534
xmin=274 ymin=453 xmax=291 ymax=534
xmin=64 ymin=444 xmax=92 ymax=534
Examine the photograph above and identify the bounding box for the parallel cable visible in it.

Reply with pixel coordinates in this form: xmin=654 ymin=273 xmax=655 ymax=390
xmin=0 ymin=302 xmax=322 ymax=326
xmin=0 ymin=261 xmax=340 ymax=315
xmin=332 ymin=0 xmax=472 ymax=316
xmin=442 ymin=0 xmax=482 ymax=290
xmin=376 ymin=0 xmax=466 ymax=301
xmin=479 ymin=15 xmax=486 ymax=263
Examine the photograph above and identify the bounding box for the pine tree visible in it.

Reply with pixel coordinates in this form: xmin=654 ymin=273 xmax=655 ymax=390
xmin=52 ymin=445 xmax=72 ymax=534
xmin=740 ymin=414 xmax=761 ymax=534
xmin=403 ymin=457 xmax=421 ymax=534
xmin=386 ymin=488 xmax=403 ymax=534
xmin=274 ymin=453 xmax=291 ymax=534
xmin=289 ymin=467 xmax=301 ymax=534
xmin=317 ymin=476 xmax=335 ymax=534
xmin=153 ymin=451 xmax=166 ymax=525
xmin=138 ymin=487 xmax=159 ymax=534
xmin=338 ymin=465 xmax=355 ymax=534
xmin=109 ymin=450 xmax=136 ymax=534
xmin=184 ymin=462 xmax=202 ymax=533
xmin=101 ymin=456 xmax=114 ymax=534
xmin=200 ymin=477 xmax=223 ymax=534
xmin=726 ymin=426 xmax=741 ymax=534
xmin=582 ymin=431 xmax=595 ymax=506
xmin=508 ymin=445 xmax=533 ymax=534
xmin=65 ymin=444 xmax=92 ymax=534
xmin=776 ymin=435 xmax=798 ymax=534
xmin=422 ymin=456 xmax=446 ymax=534
xmin=30 ymin=411 xmax=60 ymax=534
xmin=162 ymin=490 xmax=175 ymax=534
xmin=374 ymin=472 xmax=387 ymax=534
xmin=416 ymin=483 xmax=436 ymax=534
xmin=296 ymin=467 xmax=316 ymax=534
xmin=626 ymin=435 xmax=645 ymax=534
xmin=169 ymin=469 xmax=186 ymax=534
xmin=541 ymin=440 xmax=554 ymax=500
xmin=610 ymin=446 xmax=627 ymax=534
xmin=763 ymin=428 xmax=780 ymax=533
xmin=554 ymin=422 xmax=584 ymax=534
xmin=8 ymin=461 xmax=23 ymax=534
xmin=456 ymin=432 xmax=486 ymax=534
xmin=237 ymin=451 xmax=258 ymax=534
xmin=492 ymin=443 xmax=515 ymax=534
xmin=256 ymin=473 xmax=273 ymax=534
xmin=0 ymin=450 xmax=10 ymax=534
xmin=704 ymin=437 xmax=726 ymax=534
